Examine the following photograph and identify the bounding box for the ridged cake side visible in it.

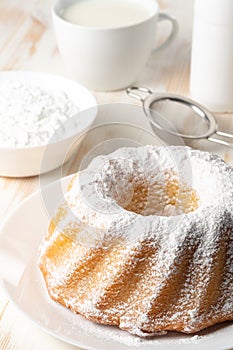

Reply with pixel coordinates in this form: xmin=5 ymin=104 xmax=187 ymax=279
xmin=39 ymin=146 xmax=233 ymax=336
xmin=39 ymin=205 xmax=233 ymax=336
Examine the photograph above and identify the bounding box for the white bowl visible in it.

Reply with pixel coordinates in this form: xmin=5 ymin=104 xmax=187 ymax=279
xmin=0 ymin=71 xmax=97 ymax=177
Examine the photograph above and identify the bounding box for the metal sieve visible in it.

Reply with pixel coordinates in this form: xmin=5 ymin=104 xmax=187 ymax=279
xmin=127 ymin=86 xmax=233 ymax=147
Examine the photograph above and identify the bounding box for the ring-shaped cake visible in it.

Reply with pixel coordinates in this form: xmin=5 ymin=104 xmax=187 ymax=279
xmin=39 ymin=146 xmax=233 ymax=336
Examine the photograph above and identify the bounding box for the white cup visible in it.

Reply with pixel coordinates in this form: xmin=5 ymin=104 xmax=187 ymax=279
xmin=53 ymin=0 xmax=178 ymax=91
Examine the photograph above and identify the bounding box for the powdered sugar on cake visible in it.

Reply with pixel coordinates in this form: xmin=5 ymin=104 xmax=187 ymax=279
xmin=39 ymin=146 xmax=233 ymax=338
xmin=63 ymin=145 xmax=233 ymax=245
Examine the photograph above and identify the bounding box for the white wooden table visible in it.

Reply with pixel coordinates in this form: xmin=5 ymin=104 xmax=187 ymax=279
xmin=0 ymin=0 xmax=233 ymax=349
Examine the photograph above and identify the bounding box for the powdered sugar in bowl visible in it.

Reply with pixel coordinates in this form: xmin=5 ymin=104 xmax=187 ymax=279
xmin=0 ymin=71 xmax=97 ymax=177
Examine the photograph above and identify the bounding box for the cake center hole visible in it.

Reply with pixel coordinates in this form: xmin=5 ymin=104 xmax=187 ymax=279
xmin=97 ymin=159 xmax=199 ymax=217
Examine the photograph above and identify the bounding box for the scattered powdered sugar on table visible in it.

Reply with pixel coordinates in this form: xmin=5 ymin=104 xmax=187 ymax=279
xmin=0 ymin=80 xmax=79 ymax=148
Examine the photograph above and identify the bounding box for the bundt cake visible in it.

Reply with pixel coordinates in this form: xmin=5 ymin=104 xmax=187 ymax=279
xmin=39 ymin=146 xmax=233 ymax=337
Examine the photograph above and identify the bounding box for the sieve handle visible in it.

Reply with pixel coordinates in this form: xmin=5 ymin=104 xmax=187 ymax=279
xmin=216 ymin=130 xmax=233 ymax=139
xmin=126 ymin=86 xmax=152 ymax=103
xmin=208 ymin=130 xmax=233 ymax=148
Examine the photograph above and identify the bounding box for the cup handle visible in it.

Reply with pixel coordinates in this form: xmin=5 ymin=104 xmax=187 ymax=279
xmin=153 ymin=13 xmax=178 ymax=53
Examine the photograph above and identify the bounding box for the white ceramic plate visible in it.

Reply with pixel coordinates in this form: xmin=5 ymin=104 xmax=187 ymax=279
xmin=0 ymin=71 xmax=97 ymax=177
xmin=0 ymin=176 xmax=233 ymax=350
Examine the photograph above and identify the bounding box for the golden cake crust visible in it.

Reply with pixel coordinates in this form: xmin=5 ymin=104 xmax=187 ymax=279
xmin=39 ymin=146 xmax=233 ymax=337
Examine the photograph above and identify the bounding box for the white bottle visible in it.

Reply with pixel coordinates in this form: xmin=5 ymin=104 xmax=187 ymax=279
xmin=190 ymin=0 xmax=233 ymax=112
